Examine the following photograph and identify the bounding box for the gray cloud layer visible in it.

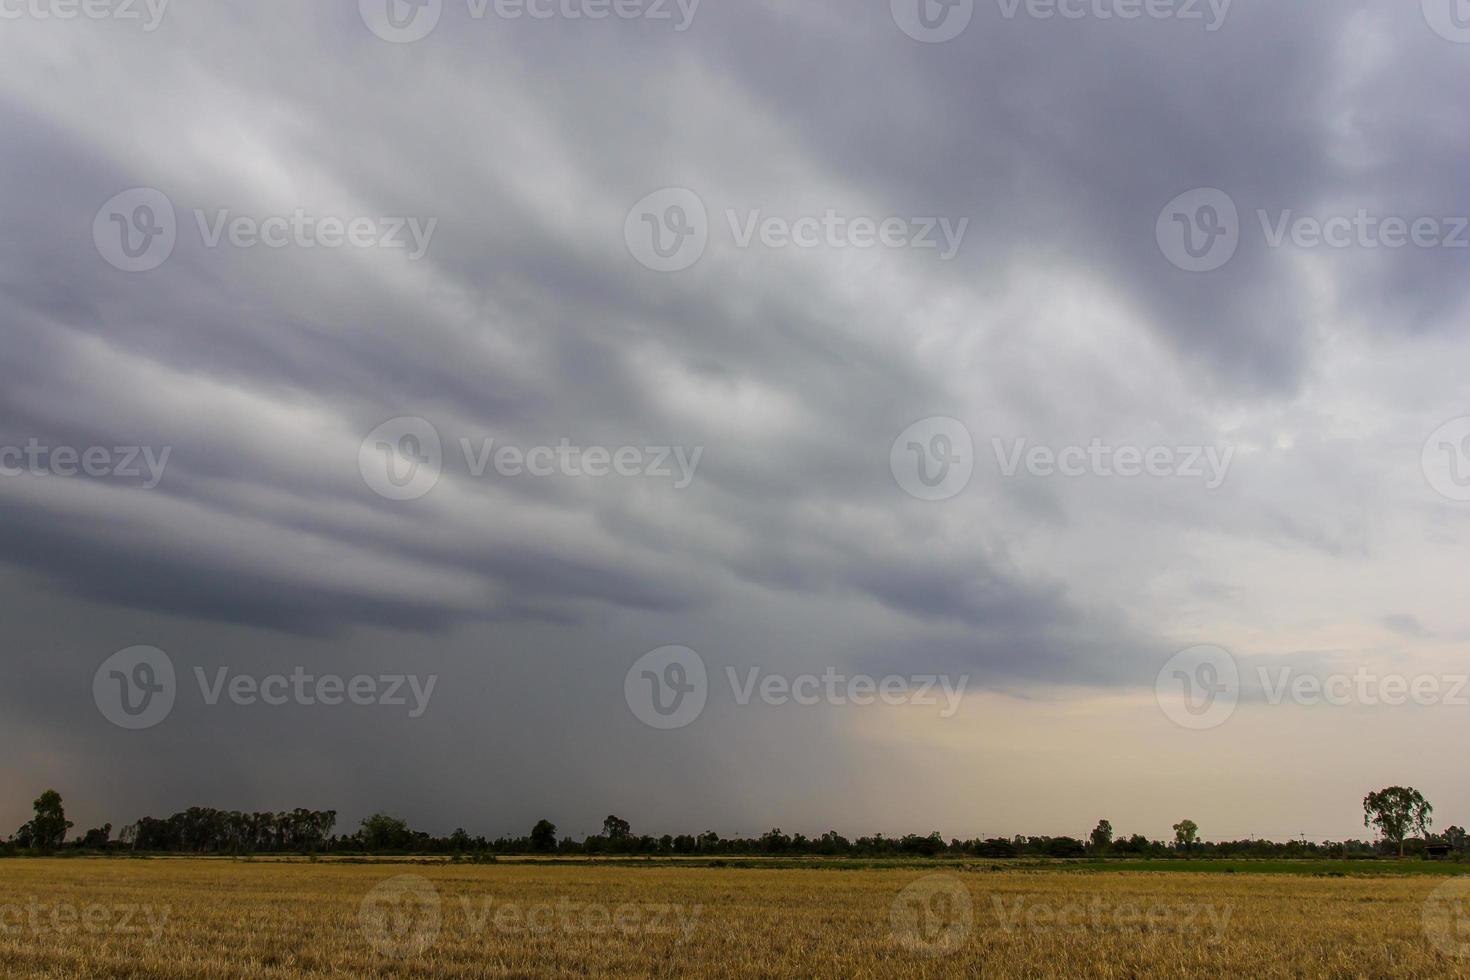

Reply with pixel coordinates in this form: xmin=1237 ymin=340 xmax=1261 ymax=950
xmin=3 ymin=0 xmax=1470 ymax=840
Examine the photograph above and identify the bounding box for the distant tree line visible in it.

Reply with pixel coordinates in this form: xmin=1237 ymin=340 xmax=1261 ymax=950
xmin=124 ymin=808 xmax=339 ymax=853
xmin=7 ymin=787 xmax=1463 ymax=861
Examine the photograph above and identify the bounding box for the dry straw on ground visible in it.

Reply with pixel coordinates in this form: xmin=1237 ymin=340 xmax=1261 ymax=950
xmin=0 ymin=858 xmax=1467 ymax=977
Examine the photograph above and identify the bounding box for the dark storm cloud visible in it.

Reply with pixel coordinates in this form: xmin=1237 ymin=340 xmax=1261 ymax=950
xmin=0 ymin=0 xmax=1449 ymax=642
xmin=2 ymin=0 xmax=1467 ymax=835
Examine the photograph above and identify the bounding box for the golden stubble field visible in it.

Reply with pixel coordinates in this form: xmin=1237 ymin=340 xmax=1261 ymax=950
xmin=2 ymin=859 xmax=1470 ymax=978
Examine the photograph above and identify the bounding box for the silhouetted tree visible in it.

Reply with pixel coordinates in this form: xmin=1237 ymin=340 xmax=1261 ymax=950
xmin=530 ymin=819 xmax=558 ymax=853
xmin=358 ymin=813 xmax=413 ymax=851
xmin=25 ymin=790 xmax=72 ymax=852
xmin=1173 ymin=819 xmax=1199 ymax=854
xmin=1363 ymin=787 xmax=1432 ymax=858
xmin=79 ymin=824 xmax=112 ymax=849
xmin=603 ymin=815 xmax=631 ymax=843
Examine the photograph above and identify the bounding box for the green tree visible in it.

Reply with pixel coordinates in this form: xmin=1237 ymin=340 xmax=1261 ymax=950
xmin=358 ymin=813 xmax=412 ymax=851
xmin=1089 ymin=819 xmax=1114 ymax=853
xmin=1363 ymin=786 xmax=1433 ymax=858
xmin=25 ymin=790 xmax=72 ymax=852
xmin=1172 ymin=819 xmax=1199 ymax=854
xmin=530 ymin=819 xmax=558 ymax=853
xmin=602 ymin=815 xmax=631 ymax=841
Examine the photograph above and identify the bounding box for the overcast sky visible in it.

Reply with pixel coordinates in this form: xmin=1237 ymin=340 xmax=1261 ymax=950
xmin=4 ymin=0 xmax=1470 ymax=844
